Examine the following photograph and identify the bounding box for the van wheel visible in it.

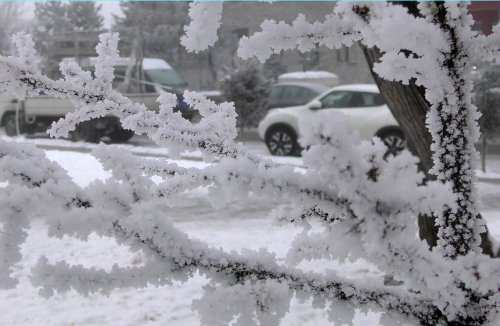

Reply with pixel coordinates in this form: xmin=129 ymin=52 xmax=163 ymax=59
xmin=4 ymin=114 xmax=19 ymax=136
xmin=72 ymin=121 xmax=100 ymax=143
xmin=377 ymin=129 xmax=406 ymax=159
xmin=265 ymin=126 xmax=299 ymax=156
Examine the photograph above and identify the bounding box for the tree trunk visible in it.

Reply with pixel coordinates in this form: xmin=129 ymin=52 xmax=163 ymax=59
xmin=361 ymin=47 xmax=433 ymax=173
xmin=360 ymin=44 xmax=496 ymax=257
xmin=361 ymin=45 xmax=440 ymax=248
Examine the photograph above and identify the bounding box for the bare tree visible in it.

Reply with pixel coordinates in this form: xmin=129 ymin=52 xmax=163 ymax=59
xmin=0 ymin=3 xmax=27 ymax=55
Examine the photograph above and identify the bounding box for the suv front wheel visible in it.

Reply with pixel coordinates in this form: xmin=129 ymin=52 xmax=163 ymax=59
xmin=265 ymin=126 xmax=299 ymax=156
xmin=377 ymin=128 xmax=406 ymax=159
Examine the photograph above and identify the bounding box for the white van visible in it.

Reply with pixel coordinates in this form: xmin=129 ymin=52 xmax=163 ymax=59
xmin=0 ymin=57 xmax=192 ymax=143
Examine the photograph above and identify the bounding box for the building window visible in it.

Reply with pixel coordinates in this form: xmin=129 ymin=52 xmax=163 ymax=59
xmin=472 ymin=21 xmax=484 ymax=34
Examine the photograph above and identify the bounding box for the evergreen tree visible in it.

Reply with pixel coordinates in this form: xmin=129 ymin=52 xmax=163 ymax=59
xmin=35 ymin=2 xmax=103 ymax=35
xmin=222 ymin=62 xmax=270 ymax=130
xmin=67 ymin=2 xmax=104 ymax=31
xmin=114 ymin=2 xmax=189 ymax=64
xmin=34 ymin=2 xmax=104 ymax=77
xmin=33 ymin=2 xmax=69 ymax=52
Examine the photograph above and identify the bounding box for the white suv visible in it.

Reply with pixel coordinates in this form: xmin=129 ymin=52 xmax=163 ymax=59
xmin=257 ymin=84 xmax=406 ymax=156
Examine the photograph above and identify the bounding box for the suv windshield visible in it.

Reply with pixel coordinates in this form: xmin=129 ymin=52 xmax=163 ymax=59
xmin=144 ymin=69 xmax=186 ymax=87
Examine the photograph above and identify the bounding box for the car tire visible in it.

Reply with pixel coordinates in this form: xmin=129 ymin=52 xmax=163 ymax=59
xmin=109 ymin=128 xmax=135 ymax=143
xmin=265 ymin=126 xmax=299 ymax=156
xmin=3 ymin=113 xmax=19 ymax=137
xmin=377 ymin=128 xmax=406 ymax=159
xmin=71 ymin=121 xmax=100 ymax=143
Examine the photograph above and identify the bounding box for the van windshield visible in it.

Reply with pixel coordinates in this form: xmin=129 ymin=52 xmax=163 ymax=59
xmin=144 ymin=69 xmax=186 ymax=87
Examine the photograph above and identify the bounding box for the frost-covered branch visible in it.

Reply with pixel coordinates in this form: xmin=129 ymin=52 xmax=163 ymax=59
xmin=471 ymin=23 xmax=500 ymax=63
xmin=0 ymin=137 xmax=468 ymax=325
xmin=181 ymin=2 xmax=223 ymax=53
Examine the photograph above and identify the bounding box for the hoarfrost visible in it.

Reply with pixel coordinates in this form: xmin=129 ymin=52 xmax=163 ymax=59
xmin=1 ymin=2 xmax=499 ymax=325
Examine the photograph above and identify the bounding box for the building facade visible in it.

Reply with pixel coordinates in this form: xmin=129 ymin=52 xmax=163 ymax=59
xmin=180 ymin=2 xmax=374 ymax=90
xmin=42 ymin=3 xmax=500 ymax=91
xmin=469 ymin=2 xmax=500 ymax=35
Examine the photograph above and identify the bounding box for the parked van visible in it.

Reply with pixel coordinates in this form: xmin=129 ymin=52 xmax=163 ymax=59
xmin=0 ymin=57 xmax=193 ymax=143
xmin=277 ymin=71 xmax=340 ymax=88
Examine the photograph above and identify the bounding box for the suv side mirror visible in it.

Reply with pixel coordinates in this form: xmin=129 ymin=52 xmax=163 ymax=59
xmin=308 ymin=100 xmax=322 ymax=110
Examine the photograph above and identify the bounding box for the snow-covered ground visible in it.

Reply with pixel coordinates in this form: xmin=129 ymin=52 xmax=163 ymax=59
xmin=1 ymin=135 xmax=500 ymax=325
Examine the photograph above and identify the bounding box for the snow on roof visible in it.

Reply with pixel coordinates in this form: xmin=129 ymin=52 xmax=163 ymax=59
xmin=331 ymin=83 xmax=380 ymax=93
xmin=273 ymin=82 xmax=329 ymax=93
xmin=488 ymin=87 xmax=500 ymax=94
xmin=142 ymin=58 xmax=172 ymax=70
xmin=279 ymin=71 xmax=338 ymax=79
xmin=198 ymin=90 xmax=222 ymax=97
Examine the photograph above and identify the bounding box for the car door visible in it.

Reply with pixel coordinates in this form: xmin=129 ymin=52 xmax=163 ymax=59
xmin=313 ymin=90 xmax=388 ymax=139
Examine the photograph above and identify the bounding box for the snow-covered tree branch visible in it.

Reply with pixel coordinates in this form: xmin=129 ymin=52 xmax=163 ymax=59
xmin=1 ymin=1 xmax=499 ymax=325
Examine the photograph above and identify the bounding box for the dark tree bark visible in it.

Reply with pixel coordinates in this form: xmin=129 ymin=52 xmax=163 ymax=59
xmin=361 ymin=47 xmax=433 ymax=173
xmin=361 ymin=45 xmax=440 ymax=248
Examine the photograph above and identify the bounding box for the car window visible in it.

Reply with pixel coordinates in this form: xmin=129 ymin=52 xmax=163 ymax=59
xmin=270 ymin=86 xmax=311 ymax=107
xmin=111 ymin=67 xmax=127 ymax=90
xmin=300 ymin=88 xmax=318 ymax=104
xmin=359 ymin=92 xmax=385 ymax=107
xmin=281 ymin=86 xmax=305 ymax=101
xmin=319 ymin=91 xmax=354 ymax=108
xmin=320 ymin=91 xmax=384 ymax=108
xmin=306 ymin=89 xmax=320 ymax=101
xmin=111 ymin=67 xmax=142 ymax=93
xmin=143 ymin=72 xmax=158 ymax=93
xmin=144 ymin=69 xmax=186 ymax=87
xmin=269 ymin=86 xmax=284 ymax=103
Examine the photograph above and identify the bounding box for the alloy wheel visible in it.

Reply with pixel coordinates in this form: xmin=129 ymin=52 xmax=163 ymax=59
xmin=381 ymin=134 xmax=406 ymax=158
xmin=268 ymin=130 xmax=294 ymax=156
